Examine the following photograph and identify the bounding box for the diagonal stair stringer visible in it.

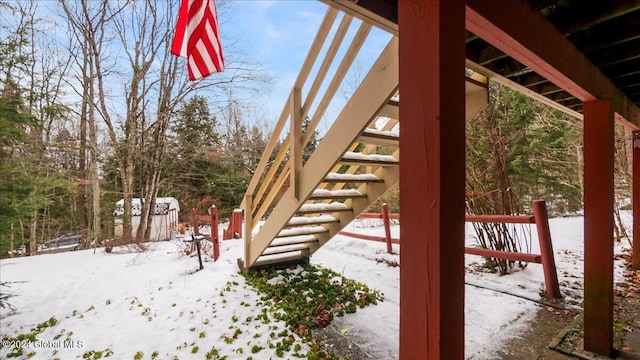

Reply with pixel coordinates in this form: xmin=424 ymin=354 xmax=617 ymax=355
xmin=245 ymin=37 xmax=400 ymax=268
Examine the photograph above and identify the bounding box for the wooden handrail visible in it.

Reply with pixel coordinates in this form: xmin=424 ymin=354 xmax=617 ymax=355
xmin=242 ymin=7 xmax=375 ymax=233
xmin=241 ymin=7 xmax=339 ymax=211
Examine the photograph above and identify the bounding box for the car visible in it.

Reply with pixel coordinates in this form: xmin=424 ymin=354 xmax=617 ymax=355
xmin=38 ymin=234 xmax=82 ymax=253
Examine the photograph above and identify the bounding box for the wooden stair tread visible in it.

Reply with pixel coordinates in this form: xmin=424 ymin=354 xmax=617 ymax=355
xmin=377 ymin=99 xmax=399 ymax=119
xmin=322 ymin=173 xmax=383 ymax=183
xmin=309 ymin=188 xmax=366 ymax=200
xmin=359 ymin=128 xmax=399 ymax=146
xmin=340 ymin=152 xmax=398 ymax=166
xmin=287 ymin=215 xmax=339 ymax=227
xmin=254 ymin=252 xmax=307 ymax=267
xmin=271 ymin=234 xmax=318 ymax=247
xmin=263 ymin=243 xmax=310 ymax=256
xmin=298 ymin=202 xmax=352 ymax=214
xmin=276 ymin=226 xmax=328 ymax=238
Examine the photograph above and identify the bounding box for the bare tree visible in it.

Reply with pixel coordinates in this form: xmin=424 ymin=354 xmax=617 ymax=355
xmin=112 ymin=0 xmax=270 ymax=243
xmin=60 ymin=0 xmax=128 ymax=244
xmin=60 ymin=0 xmax=270 ymax=247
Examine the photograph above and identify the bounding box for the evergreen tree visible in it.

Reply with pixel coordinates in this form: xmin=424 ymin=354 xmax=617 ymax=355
xmin=0 ymin=79 xmax=36 ymax=253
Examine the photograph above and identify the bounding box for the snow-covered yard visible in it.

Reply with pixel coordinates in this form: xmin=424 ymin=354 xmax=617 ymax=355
xmin=0 ymin=214 xmax=632 ymax=359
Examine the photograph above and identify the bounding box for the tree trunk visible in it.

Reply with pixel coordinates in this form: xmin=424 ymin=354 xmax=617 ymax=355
xmin=77 ymin=140 xmax=89 ymax=245
xmin=29 ymin=211 xmax=37 ymax=256
xmin=77 ymin=57 xmax=90 ymax=246
xmin=89 ymin=96 xmax=101 ymax=245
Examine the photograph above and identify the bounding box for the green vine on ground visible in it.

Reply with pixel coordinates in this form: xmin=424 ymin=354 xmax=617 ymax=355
xmin=243 ymin=263 xmax=384 ymax=359
xmin=1 ymin=317 xmax=58 ymax=358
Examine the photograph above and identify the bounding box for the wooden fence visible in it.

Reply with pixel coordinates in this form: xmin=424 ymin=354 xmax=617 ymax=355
xmin=190 ymin=207 xmax=245 ymax=262
xmin=339 ymin=200 xmax=561 ymax=298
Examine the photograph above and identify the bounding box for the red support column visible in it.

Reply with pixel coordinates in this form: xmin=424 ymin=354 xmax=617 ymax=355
xmin=583 ymin=100 xmax=615 ymax=356
xmin=210 ymin=206 xmax=220 ymax=261
xmin=633 ymin=130 xmax=640 ymax=270
xmin=399 ymin=1 xmax=466 ymax=359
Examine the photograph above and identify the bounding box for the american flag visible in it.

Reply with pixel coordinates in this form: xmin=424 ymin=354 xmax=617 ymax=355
xmin=171 ymin=0 xmax=225 ymax=81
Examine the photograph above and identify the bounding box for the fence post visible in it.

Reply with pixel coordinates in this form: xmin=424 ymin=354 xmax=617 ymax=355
xmin=234 ymin=210 xmax=243 ymax=238
xmin=210 ymin=205 xmax=220 ymax=261
xmin=533 ymin=199 xmax=561 ymax=298
xmin=382 ymin=203 xmax=392 ymax=253
xmin=243 ymin=195 xmax=252 ymax=269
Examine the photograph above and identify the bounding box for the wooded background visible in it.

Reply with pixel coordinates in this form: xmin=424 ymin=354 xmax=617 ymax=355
xmin=0 ymin=0 xmax=634 ymax=258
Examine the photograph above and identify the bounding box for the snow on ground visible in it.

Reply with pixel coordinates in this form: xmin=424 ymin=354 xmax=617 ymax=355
xmin=0 ymin=214 xmax=633 ymax=359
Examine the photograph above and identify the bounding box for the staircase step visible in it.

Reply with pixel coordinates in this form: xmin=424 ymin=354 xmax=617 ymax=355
xmin=298 ymin=202 xmax=352 ymax=215
xmin=322 ymin=173 xmax=383 ymax=183
xmin=340 ymin=152 xmax=399 ymax=166
xmin=359 ymin=128 xmax=399 ymax=146
xmin=271 ymin=234 xmax=318 ymax=247
xmin=254 ymin=252 xmax=307 ymax=268
xmin=276 ymin=226 xmax=328 ymax=238
xmin=309 ymin=188 xmax=366 ymax=200
xmin=378 ymin=99 xmax=399 ymax=119
xmin=287 ymin=215 xmax=339 ymax=227
xmin=263 ymin=243 xmax=310 ymax=256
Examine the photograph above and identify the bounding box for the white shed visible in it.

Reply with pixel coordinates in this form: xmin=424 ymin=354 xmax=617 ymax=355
xmin=113 ymin=197 xmax=180 ymax=241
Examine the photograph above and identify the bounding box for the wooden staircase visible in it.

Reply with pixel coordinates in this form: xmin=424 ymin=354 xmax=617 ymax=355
xmin=239 ymin=7 xmax=488 ymax=270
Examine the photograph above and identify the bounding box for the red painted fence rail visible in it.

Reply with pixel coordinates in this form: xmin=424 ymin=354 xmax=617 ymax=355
xmin=339 ymin=204 xmax=399 ymax=253
xmin=339 ymin=199 xmax=561 ymax=298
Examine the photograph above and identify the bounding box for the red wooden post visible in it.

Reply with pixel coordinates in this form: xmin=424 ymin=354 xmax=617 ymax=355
xmin=399 ymin=1 xmax=466 ymax=358
xmin=583 ymin=100 xmax=615 ymax=356
xmin=223 ymin=209 xmax=243 ymax=240
xmin=210 ymin=206 xmax=220 ymax=261
xmin=382 ymin=203 xmax=392 ymax=253
xmin=633 ymin=130 xmax=640 ymax=270
xmin=532 ymin=200 xmax=561 ymax=298
xmin=233 ymin=209 xmax=243 ymax=238
xmin=223 ymin=224 xmax=230 ymax=240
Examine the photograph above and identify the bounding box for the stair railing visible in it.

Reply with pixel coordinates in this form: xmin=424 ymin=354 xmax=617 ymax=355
xmin=241 ymin=7 xmax=375 ymax=251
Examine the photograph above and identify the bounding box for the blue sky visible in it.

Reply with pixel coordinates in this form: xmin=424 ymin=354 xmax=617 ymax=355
xmin=221 ymin=1 xmax=331 ymax=124
xmin=219 ymin=1 xmax=392 ymax=131
xmin=223 ymin=1 xmax=328 ymax=75
xmin=7 ymin=0 xmax=390 ymax=133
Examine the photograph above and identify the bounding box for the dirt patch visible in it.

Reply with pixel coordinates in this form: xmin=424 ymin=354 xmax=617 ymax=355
xmin=615 ymin=294 xmax=640 ymax=357
xmin=614 ymin=255 xmax=640 ymax=357
xmin=497 ymin=303 xmax=581 ymax=359
xmin=500 ymin=257 xmax=640 ymax=360
xmin=313 ymin=324 xmax=374 ymax=360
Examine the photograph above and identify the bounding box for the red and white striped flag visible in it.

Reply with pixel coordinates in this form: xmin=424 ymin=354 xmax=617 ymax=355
xmin=171 ymin=0 xmax=225 ymax=81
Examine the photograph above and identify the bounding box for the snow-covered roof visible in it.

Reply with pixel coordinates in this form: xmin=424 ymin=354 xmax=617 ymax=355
xmin=113 ymin=197 xmax=180 ymax=216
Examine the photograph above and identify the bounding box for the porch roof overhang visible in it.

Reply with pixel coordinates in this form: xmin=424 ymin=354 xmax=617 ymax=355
xmin=319 ymin=0 xmax=640 ymax=357
xmin=321 ymin=0 xmax=640 ymax=130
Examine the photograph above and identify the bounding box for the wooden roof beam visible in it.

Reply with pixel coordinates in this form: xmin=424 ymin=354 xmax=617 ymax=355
xmin=320 ymin=0 xmax=398 ymax=36
xmin=554 ymin=2 xmax=640 ymax=35
xmin=466 ymin=0 xmax=640 ymax=126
